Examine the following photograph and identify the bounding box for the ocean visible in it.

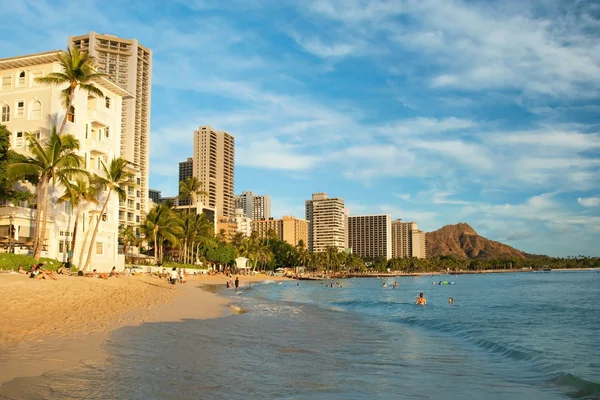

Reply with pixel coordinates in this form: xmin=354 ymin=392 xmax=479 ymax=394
xmin=1 ymin=271 xmax=599 ymax=399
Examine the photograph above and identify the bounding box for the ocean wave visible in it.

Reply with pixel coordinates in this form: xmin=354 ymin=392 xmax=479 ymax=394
xmin=548 ymin=372 xmax=600 ymax=399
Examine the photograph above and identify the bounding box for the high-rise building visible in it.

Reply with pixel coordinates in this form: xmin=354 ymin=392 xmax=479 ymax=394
xmin=252 ymin=216 xmax=309 ymax=247
xmin=391 ymin=219 xmax=426 ymax=259
xmin=193 ymin=126 xmax=234 ymax=218
xmin=305 ymin=193 xmax=347 ymax=253
xmin=234 ymin=191 xmax=271 ymax=220
xmin=178 ymin=157 xmax=194 ymax=206
xmin=148 ymin=189 xmax=161 ymax=205
xmin=348 ymin=215 xmax=392 ymax=260
xmin=0 ymin=50 xmax=131 ymax=270
xmin=70 ymin=32 xmax=152 ymax=232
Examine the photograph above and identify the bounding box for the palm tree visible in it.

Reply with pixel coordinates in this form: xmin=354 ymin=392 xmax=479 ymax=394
xmin=119 ymin=225 xmax=136 ymax=262
xmin=57 ymin=178 xmax=97 ymax=265
xmin=35 ymin=47 xmax=106 ymax=136
xmin=141 ymin=204 xmax=181 ymax=264
xmin=82 ymin=157 xmax=133 ymax=271
xmin=178 ymin=176 xmax=206 ymax=213
xmin=8 ymin=128 xmax=84 ymax=259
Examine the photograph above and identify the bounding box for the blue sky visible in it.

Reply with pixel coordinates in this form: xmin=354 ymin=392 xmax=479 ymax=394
xmin=1 ymin=0 xmax=599 ymax=256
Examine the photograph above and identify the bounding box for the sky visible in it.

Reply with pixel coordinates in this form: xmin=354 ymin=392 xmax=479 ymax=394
xmin=1 ymin=0 xmax=599 ymax=257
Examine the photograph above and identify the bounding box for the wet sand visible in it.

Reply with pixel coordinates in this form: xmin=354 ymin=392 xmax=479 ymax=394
xmin=0 ymin=272 xmax=290 ymax=385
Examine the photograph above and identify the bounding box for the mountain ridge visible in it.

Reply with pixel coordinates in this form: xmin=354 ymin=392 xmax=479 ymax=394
xmin=425 ymin=223 xmax=530 ymax=259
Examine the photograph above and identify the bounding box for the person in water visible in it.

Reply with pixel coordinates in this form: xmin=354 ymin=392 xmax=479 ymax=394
xmin=235 ymin=276 xmax=240 ymax=290
xmin=448 ymin=297 xmax=454 ymax=304
xmin=416 ymin=293 xmax=427 ymax=305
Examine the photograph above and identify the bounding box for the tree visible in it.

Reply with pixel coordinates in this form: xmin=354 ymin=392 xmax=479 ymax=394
xmin=57 ymin=178 xmax=97 ymax=265
xmin=141 ymin=204 xmax=181 ymax=264
xmin=82 ymin=157 xmax=133 ymax=271
xmin=178 ymin=176 xmax=206 ymax=213
xmin=35 ymin=47 xmax=106 ymax=136
xmin=8 ymin=128 xmax=84 ymax=259
xmin=0 ymin=125 xmax=37 ymax=204
xmin=119 ymin=225 xmax=136 ymax=262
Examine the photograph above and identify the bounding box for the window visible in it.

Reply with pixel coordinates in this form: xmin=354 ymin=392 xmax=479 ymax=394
xmin=65 ymin=201 xmax=72 ymax=215
xmin=15 ymin=131 xmax=23 ymax=148
xmin=96 ymin=242 xmax=103 ymax=255
xmin=18 ymin=71 xmax=25 ymax=87
xmin=32 ymin=130 xmax=41 ymax=140
xmin=16 ymin=101 xmax=24 ymax=117
xmin=136 ymin=215 xmax=140 ymax=223
xmin=30 ymin=101 xmax=41 ymax=120
xmin=1 ymin=76 xmax=11 ymax=90
xmin=105 ymin=97 xmax=111 ymax=108
xmin=97 ymin=157 xmax=102 ymax=169
xmin=1 ymin=104 xmax=9 ymax=122
xmin=67 ymin=106 xmax=75 ymax=123
xmin=137 ymin=178 xmax=140 ymax=185
xmin=85 ymin=124 xmax=88 ymax=139
xmin=59 ymin=240 xmax=64 ymax=254
xmin=105 ymin=126 xmax=109 ymax=138
xmin=136 ymin=203 xmax=140 ymax=210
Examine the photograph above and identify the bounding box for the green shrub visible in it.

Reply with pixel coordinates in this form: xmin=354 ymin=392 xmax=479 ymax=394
xmin=0 ymin=253 xmax=67 ymax=271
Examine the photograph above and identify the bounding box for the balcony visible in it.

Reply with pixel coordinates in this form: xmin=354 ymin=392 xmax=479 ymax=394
xmin=89 ymin=139 xmax=110 ymax=156
xmin=86 ymin=107 xmax=111 ymax=129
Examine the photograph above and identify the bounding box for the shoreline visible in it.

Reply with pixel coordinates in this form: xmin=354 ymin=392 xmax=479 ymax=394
xmin=0 ymin=273 xmax=289 ymax=386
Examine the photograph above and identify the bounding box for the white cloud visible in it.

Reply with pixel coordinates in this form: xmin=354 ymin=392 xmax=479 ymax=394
xmin=236 ymin=138 xmax=321 ymax=171
xmin=577 ymin=197 xmax=600 ymax=207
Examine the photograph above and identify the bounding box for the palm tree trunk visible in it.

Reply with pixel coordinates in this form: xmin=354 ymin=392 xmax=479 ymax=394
xmin=57 ymin=88 xmax=75 ymax=136
xmin=78 ymin=214 xmax=94 ymax=269
xmin=83 ymin=188 xmax=112 ymax=271
xmin=34 ymin=177 xmax=50 ymax=260
xmin=153 ymin=227 xmax=158 ymax=265
xmin=68 ymin=208 xmax=81 ymax=263
xmin=32 ymin=176 xmax=45 ymax=259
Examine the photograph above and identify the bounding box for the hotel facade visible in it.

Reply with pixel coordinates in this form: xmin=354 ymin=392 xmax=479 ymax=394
xmin=0 ymin=50 xmax=132 ymax=270
xmin=193 ymin=126 xmax=235 ymax=218
xmin=348 ymin=214 xmax=392 ymax=260
xmin=391 ymin=219 xmax=426 ymax=259
xmin=252 ymin=216 xmax=309 ymax=247
xmin=70 ymin=32 xmax=152 ymax=234
xmin=234 ymin=191 xmax=271 ymax=220
xmin=305 ymin=193 xmax=348 ymax=253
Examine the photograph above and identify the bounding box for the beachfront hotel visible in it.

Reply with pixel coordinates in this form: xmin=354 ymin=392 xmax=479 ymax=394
xmin=252 ymin=216 xmax=309 ymax=247
xmin=391 ymin=219 xmax=426 ymax=259
xmin=177 ymin=157 xmax=194 ymax=206
xmin=70 ymin=32 xmax=152 ymax=234
xmin=305 ymin=193 xmax=348 ymax=253
xmin=348 ymin=214 xmax=393 ymax=260
xmin=193 ymin=126 xmax=235 ymax=218
xmin=0 ymin=50 xmax=132 ymax=270
xmin=234 ymin=191 xmax=271 ymax=220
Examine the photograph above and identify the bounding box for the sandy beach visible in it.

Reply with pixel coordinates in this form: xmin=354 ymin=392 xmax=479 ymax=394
xmin=0 ymin=272 xmax=290 ymax=385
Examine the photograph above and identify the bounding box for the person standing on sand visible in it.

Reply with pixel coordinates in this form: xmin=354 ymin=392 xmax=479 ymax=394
xmin=235 ymin=277 xmax=239 ymax=290
xmin=416 ymin=293 xmax=427 ymax=305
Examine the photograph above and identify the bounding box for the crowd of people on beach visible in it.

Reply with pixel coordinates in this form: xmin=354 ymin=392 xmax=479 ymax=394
xmin=16 ymin=262 xmax=123 ymax=280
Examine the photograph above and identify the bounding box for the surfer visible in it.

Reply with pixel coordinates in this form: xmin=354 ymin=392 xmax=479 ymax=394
xmin=416 ymin=293 xmax=427 ymax=305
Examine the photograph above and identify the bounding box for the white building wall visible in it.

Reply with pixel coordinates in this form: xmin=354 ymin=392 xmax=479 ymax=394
xmin=0 ymin=53 xmax=128 ymax=271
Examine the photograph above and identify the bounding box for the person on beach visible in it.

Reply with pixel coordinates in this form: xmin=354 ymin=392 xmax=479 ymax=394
xmin=235 ymin=277 xmax=239 ymax=290
xmin=169 ymin=267 xmax=178 ymax=285
xmin=448 ymin=297 xmax=453 ymax=304
xmin=179 ymin=268 xmax=186 ymax=283
xmin=18 ymin=265 xmax=26 ymax=274
xmin=109 ymin=267 xmax=119 ymax=278
xmin=416 ymin=293 xmax=427 ymax=305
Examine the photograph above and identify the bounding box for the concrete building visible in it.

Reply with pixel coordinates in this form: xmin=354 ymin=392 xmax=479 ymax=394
xmin=216 ymin=217 xmax=237 ymax=242
xmin=233 ymin=208 xmax=252 ymax=237
xmin=148 ymin=189 xmax=161 ymax=205
xmin=252 ymin=216 xmax=309 ymax=247
xmin=305 ymin=193 xmax=347 ymax=253
xmin=193 ymin=126 xmax=234 ymax=218
xmin=0 ymin=50 xmax=132 ymax=270
xmin=391 ymin=219 xmax=426 ymax=259
xmin=234 ymin=191 xmax=271 ymax=220
xmin=178 ymin=157 xmax=194 ymax=206
xmin=70 ymin=32 xmax=152 ymax=232
xmin=348 ymin=215 xmax=392 ymax=260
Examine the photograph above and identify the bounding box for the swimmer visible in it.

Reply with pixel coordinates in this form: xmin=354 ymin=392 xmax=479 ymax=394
xmin=382 ymin=283 xmax=387 ymax=288
xmin=448 ymin=297 xmax=454 ymax=304
xmin=416 ymin=293 xmax=427 ymax=305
